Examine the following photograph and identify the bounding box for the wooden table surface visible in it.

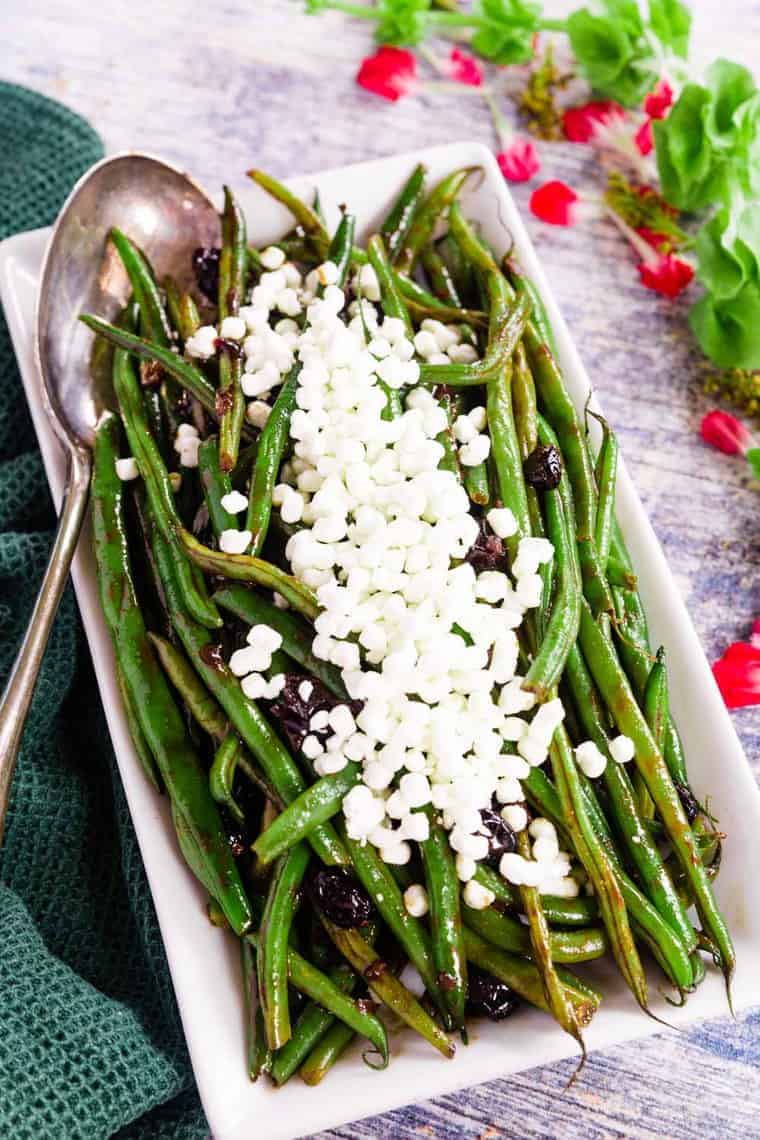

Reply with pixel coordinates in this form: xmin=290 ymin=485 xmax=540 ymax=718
xmin=5 ymin=1 xmax=760 ymax=1134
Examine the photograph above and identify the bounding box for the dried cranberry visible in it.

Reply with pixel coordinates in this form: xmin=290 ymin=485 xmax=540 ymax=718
xmin=466 ymin=969 xmax=519 ymax=1021
xmin=309 ymin=867 xmax=373 ymax=929
xmin=479 ymin=807 xmax=517 ymax=866
xmin=675 ymin=781 xmax=700 ymax=824
xmin=524 ymin=444 xmax=562 ymax=491
xmin=192 ymin=246 xmax=221 ymax=301
xmin=465 ymin=517 xmax=506 ymax=572
xmin=268 ymin=672 xmax=360 ymax=754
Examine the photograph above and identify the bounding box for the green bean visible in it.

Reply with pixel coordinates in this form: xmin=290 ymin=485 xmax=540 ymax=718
xmin=241 ymin=939 xmax=272 ymax=1080
xmin=462 ymin=927 xmax=599 ymax=1026
xmin=420 ymin=815 xmax=467 ymax=1030
xmin=320 ymin=919 xmax=455 ymax=1058
xmin=109 ymin=228 xmax=172 ymax=348
xmin=150 ymin=521 xmax=347 ymax=867
xmin=418 ymin=287 xmax=529 ymax=387
xmin=592 ymin=417 xmax=618 ymax=571
xmin=488 ymin=356 xmax=531 ymax=553
xmin=512 ymin=341 xmax=538 ymax=460
xmin=523 ymin=484 xmax=581 ymax=701
xmin=366 ymin=233 xmax=413 ymax=338
xmin=179 ymin=528 xmax=319 ymax=620
xmin=246 ymin=931 xmax=389 ymax=1067
xmin=258 ymin=843 xmax=311 ymax=1049
xmin=247 ymin=169 xmax=330 ymax=257
xmin=209 ymin=735 xmax=246 ymax=824
xmin=504 ymin=258 xmax=559 ymax=358
xmin=111 ymin=343 xmax=220 ymax=627
xmin=80 ymin=315 xmax=227 ymax=422
xmin=217 ymin=187 xmax=247 ymax=471
xmin=381 ymin=162 xmax=426 ymax=263
xmin=116 ymin=660 xmax=161 ymax=792
xmin=439 ymin=231 xmax=478 ymax=308
xmin=162 ymin=275 xmax=184 ymax=341
xmin=253 ymin=765 xmax=360 ymax=865
xmin=638 ymin=647 xmax=668 ymax=817
xmin=198 ymin=435 xmax=237 ymax=538
xmin=523 ymin=764 xmax=695 ymax=990
xmin=395 ymin=166 xmax=477 ymax=273
xmin=420 ymin=244 xmax=462 ymax=305
xmin=526 ymin=324 xmax=614 ymax=616
xmin=325 ymin=211 xmax=356 ymax=289
xmin=147 ymin=631 xmax=227 ymax=736
xmin=394 ymin=273 xmax=487 ymax=328
xmin=342 ymin=826 xmax=451 ymax=1028
xmin=516 ymin=829 xmax=585 ymax=1049
xmin=472 ymin=864 xmax=600 ymax=926
xmin=564 ymin=644 xmax=696 ymax=954
xmin=606 ymin=554 xmax=637 ymax=589
xmin=299 ymin=1019 xmax=355 ymax=1085
xmin=246 ymin=365 xmax=299 ymax=553
xmin=213 ymin=585 xmax=347 ymax=697
xmin=550 ymin=725 xmax=648 ymax=1009
xmin=435 ymin=388 xmax=464 ymax=480
xmin=463 ymin=901 xmax=606 ymax=963
xmin=92 ymin=415 xmax=252 ymax=934
xmin=577 ymin=599 xmax=735 ymax=984
xmin=271 ymin=963 xmax=355 ymax=1085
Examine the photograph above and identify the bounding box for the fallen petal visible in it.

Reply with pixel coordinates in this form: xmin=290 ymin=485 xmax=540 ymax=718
xmin=700 ymin=409 xmax=753 ymax=455
xmin=357 ymin=47 xmax=418 ymax=103
xmin=530 ymin=180 xmax=580 ymax=225
xmin=497 ymin=139 xmax=541 ymax=183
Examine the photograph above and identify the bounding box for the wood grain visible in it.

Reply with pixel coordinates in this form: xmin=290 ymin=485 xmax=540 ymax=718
xmin=4 ymin=1 xmax=760 ymax=1134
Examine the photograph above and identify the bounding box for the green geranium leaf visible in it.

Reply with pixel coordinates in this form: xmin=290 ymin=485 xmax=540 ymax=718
xmin=703 ymin=59 xmax=756 ymax=145
xmin=471 ymin=0 xmax=542 ymax=64
xmin=695 ymin=210 xmax=755 ymax=301
xmin=567 ymin=4 xmax=656 ymax=105
xmin=745 ymin=448 xmax=760 ymax=480
xmin=653 ymin=84 xmax=726 ymax=210
xmin=375 ymin=0 xmax=432 ymax=44
xmin=689 ymin=280 xmax=760 ymax=371
xmin=648 ymin=0 xmax=691 ymax=57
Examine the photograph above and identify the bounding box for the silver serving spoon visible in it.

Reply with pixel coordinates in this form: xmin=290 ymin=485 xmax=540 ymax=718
xmin=0 ymin=152 xmax=220 ymax=843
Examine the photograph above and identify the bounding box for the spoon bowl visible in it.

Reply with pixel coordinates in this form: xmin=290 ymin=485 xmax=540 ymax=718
xmin=0 ymin=152 xmax=220 ymax=843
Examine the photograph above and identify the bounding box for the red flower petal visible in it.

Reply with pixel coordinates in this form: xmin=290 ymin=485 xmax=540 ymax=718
xmin=447 ymin=47 xmax=483 ymax=87
xmin=635 ymin=118 xmax=654 ymax=156
xmin=356 ymin=47 xmax=417 ymax=102
xmin=636 ymin=226 xmax=671 ymax=251
xmin=644 ymin=80 xmax=674 ymax=120
xmin=637 ymin=253 xmax=694 ymax=298
xmin=700 ymin=409 xmax=753 ymax=456
xmin=563 ymin=100 xmax=624 ymax=142
xmin=497 ymin=138 xmax=541 ymax=183
xmin=713 ymin=642 xmax=760 ymax=708
xmin=530 ymin=180 xmax=579 ymax=225
xmin=751 ymin=619 xmax=760 ymax=650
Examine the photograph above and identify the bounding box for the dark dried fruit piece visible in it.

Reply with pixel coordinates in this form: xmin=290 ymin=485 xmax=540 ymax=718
xmin=465 ymin=517 xmax=506 ymax=572
xmin=309 ymin=867 xmax=373 ymax=929
xmin=479 ymin=807 xmax=517 ymax=867
xmin=524 ymin=444 xmax=562 ymax=491
xmin=466 ymin=969 xmax=519 ymax=1021
xmin=192 ymin=246 xmax=221 ymax=301
xmin=674 ymin=781 xmax=700 ymax=824
xmin=268 ymin=672 xmax=360 ymax=754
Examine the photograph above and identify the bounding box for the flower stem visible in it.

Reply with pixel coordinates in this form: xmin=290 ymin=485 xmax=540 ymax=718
xmin=605 ymin=206 xmax=657 ymax=265
xmin=483 ymin=89 xmax=513 ymax=151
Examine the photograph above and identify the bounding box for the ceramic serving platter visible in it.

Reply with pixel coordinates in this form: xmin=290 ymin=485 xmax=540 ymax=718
xmin=2 ymin=141 xmax=759 ymax=1140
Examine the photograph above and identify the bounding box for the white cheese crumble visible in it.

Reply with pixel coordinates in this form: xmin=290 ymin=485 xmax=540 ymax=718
xmin=403 ymin=883 xmax=429 ymax=917
xmin=115 ymin=457 xmax=139 ymax=481
xmin=220 ymin=490 xmax=249 ymax=514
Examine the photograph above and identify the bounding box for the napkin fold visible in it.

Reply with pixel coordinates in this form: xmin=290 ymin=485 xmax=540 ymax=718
xmin=0 ymin=80 xmax=205 ymax=1140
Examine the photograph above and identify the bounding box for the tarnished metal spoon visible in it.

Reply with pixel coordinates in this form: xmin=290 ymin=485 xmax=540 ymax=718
xmin=0 ymin=152 xmax=220 ymax=843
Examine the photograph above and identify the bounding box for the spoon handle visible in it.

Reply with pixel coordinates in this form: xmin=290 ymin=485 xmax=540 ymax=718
xmin=0 ymin=443 xmax=92 ymax=845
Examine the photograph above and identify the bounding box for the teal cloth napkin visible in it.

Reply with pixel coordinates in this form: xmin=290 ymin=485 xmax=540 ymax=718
xmin=0 ymin=80 xmax=206 ymax=1140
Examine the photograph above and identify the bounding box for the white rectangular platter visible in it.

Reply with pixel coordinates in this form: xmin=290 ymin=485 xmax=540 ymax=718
xmin=2 ymin=141 xmax=759 ymax=1140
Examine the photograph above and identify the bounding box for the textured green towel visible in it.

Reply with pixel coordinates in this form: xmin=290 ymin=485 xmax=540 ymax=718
xmin=0 ymin=82 xmax=206 ymax=1139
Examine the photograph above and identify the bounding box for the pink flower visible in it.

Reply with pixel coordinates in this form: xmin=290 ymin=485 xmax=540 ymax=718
xmin=644 ymin=80 xmax=674 ymax=120
xmin=713 ymin=640 xmax=760 ymax=708
xmin=637 ymin=252 xmax=694 ymax=298
xmin=636 ymin=226 xmax=671 ymax=251
xmin=700 ymin=410 xmax=753 ymax=456
xmin=635 ymin=118 xmax=654 ymax=156
xmin=530 ymin=180 xmax=580 ymax=226
xmin=356 ymin=47 xmax=417 ymax=102
xmin=497 ymin=138 xmax=541 ymax=183
xmin=446 ymin=48 xmax=483 ymax=87
xmin=751 ymin=619 xmax=760 ymax=650
xmin=563 ymin=101 xmax=624 ymax=142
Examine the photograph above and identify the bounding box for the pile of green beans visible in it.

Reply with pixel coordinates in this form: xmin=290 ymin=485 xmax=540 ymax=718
xmin=84 ymin=162 xmax=732 ymax=1089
